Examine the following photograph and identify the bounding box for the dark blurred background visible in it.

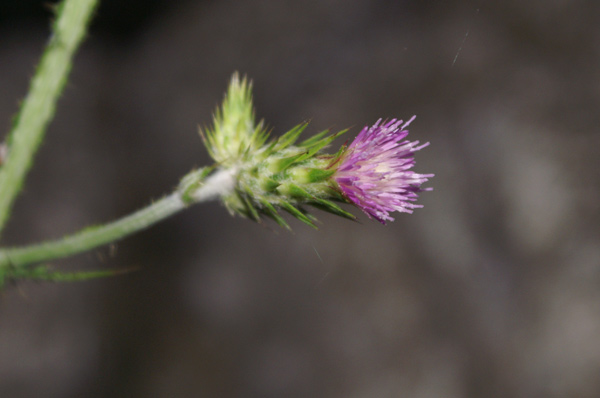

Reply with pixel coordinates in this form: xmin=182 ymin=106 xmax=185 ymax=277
xmin=1 ymin=0 xmax=599 ymax=397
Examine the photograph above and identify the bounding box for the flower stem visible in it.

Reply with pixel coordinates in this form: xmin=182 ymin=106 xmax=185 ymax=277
xmin=0 ymin=0 xmax=98 ymax=236
xmin=0 ymin=168 xmax=234 ymax=270
xmin=1 ymin=193 xmax=184 ymax=268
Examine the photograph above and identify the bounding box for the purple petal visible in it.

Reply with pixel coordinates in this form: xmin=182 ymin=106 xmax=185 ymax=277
xmin=334 ymin=117 xmax=433 ymax=224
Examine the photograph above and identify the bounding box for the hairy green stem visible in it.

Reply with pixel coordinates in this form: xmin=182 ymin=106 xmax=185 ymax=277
xmin=0 ymin=0 xmax=98 ymax=235
xmin=0 ymin=168 xmax=235 ymax=270
xmin=1 ymin=194 xmax=184 ymax=268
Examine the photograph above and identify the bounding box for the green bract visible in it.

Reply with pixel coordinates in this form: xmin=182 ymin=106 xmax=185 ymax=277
xmin=200 ymin=74 xmax=355 ymax=228
xmin=201 ymin=73 xmax=267 ymax=166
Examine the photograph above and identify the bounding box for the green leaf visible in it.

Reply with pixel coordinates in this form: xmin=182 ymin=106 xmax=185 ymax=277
xmin=259 ymin=199 xmax=291 ymax=230
xmin=305 ymin=168 xmax=335 ymax=183
xmin=250 ymin=122 xmax=270 ymax=149
xmin=280 ymin=202 xmax=317 ymax=229
xmin=299 ymin=129 xmax=331 ymax=147
xmin=6 ymin=264 xmax=137 ymax=283
xmin=271 ymin=151 xmax=308 ymax=172
xmin=280 ymin=183 xmax=313 ymax=199
xmin=325 ymin=187 xmax=348 ymax=202
xmin=261 ymin=178 xmax=281 ymax=192
xmin=273 ymin=123 xmax=308 ymax=151
xmin=311 ymin=199 xmax=357 ymax=221
xmin=239 ymin=189 xmax=261 ymax=222
xmin=305 ymin=129 xmax=348 ymax=158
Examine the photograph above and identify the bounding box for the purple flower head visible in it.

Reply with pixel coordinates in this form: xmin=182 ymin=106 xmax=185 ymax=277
xmin=334 ymin=116 xmax=433 ymax=224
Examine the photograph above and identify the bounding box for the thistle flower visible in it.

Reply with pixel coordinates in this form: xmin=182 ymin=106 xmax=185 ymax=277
xmin=333 ymin=117 xmax=433 ymax=224
xmin=198 ymin=73 xmax=432 ymax=228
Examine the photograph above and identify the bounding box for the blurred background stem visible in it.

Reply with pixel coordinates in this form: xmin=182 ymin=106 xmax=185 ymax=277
xmin=0 ymin=0 xmax=99 ymax=236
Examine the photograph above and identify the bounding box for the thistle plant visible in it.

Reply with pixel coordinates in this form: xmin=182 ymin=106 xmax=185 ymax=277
xmin=199 ymin=74 xmax=433 ymax=228
xmin=0 ymin=0 xmax=433 ymax=288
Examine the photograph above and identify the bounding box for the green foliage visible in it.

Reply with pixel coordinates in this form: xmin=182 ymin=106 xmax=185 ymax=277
xmin=1 ymin=263 xmax=135 ymax=288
